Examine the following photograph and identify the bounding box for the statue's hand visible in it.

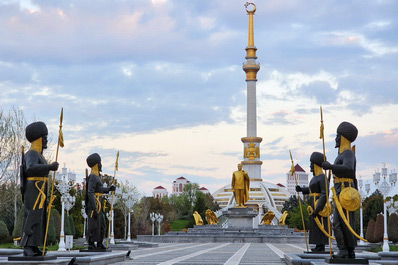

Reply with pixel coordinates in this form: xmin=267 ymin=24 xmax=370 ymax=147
xmin=322 ymin=161 xmax=333 ymax=170
xmin=49 ymin=162 xmax=59 ymax=171
xmin=109 ymin=185 xmax=116 ymax=192
xmin=295 ymin=185 xmax=302 ymax=192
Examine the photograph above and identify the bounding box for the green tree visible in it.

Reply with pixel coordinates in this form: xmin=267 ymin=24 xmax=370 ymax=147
xmin=285 ymin=201 xmax=309 ymax=230
xmin=365 ymin=219 xmax=376 ymax=243
xmin=282 ymin=195 xmax=299 ymax=212
xmin=362 ymin=190 xmax=383 ymax=232
xmin=388 ymin=213 xmax=398 ymax=244
xmin=374 ymin=213 xmax=384 ymax=243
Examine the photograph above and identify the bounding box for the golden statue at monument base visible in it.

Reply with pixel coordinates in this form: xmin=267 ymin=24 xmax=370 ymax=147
xmin=231 ymin=163 xmax=250 ymax=207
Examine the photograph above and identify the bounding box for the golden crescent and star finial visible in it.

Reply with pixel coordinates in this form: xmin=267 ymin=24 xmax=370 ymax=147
xmin=244 ymin=2 xmax=256 ymax=14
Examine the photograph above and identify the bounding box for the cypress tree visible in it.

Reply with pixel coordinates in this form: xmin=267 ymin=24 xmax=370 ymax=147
xmin=388 ymin=213 xmax=398 ymax=244
xmin=374 ymin=213 xmax=384 ymax=243
xmin=69 ymin=215 xmax=76 ymax=238
xmin=0 ymin=220 xmax=10 ymax=243
xmin=365 ymin=219 xmax=376 ymax=243
xmin=12 ymin=208 xmax=24 ymax=239
xmin=64 ymin=213 xmax=71 ymax=235
xmin=47 ymin=209 xmax=57 ymax=245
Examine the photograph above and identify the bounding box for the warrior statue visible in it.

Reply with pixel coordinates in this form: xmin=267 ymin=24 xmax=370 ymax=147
xmin=21 ymin=121 xmax=59 ymax=256
xmin=232 ymin=163 xmax=250 ymax=207
xmin=322 ymin=121 xmax=358 ymax=259
xmin=85 ymin=153 xmax=115 ymax=250
xmin=296 ymin=152 xmax=329 ymax=252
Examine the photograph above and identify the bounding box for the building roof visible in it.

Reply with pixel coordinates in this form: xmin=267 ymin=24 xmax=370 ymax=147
xmin=276 ymin=183 xmax=285 ymax=187
xmin=199 ymin=187 xmax=208 ymax=190
xmin=177 ymin=176 xmax=186 ymax=180
xmin=295 ymin=164 xmax=306 ymax=173
xmin=154 ymin=186 xmax=166 ymax=190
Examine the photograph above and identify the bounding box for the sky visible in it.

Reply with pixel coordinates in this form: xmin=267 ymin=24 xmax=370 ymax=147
xmin=1 ymin=0 xmax=398 ymax=197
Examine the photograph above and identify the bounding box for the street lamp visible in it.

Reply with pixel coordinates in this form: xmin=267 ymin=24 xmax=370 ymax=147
xmin=150 ymin=212 xmax=155 ymax=236
xmin=105 ymin=186 xmax=120 ymax=245
xmin=155 ymin=213 xmax=163 ymax=236
xmin=358 ymin=178 xmax=370 ymax=246
xmin=373 ymin=165 xmax=397 ymax=252
xmin=55 ymin=165 xmax=76 ymax=251
xmin=81 ymin=200 xmax=88 ymax=239
xmin=122 ymin=193 xmax=136 ymax=242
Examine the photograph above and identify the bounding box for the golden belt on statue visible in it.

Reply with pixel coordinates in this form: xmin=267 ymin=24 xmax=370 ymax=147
xmin=309 ymin=193 xmax=320 ymax=197
xmin=27 ymin=177 xmax=48 ymax=210
xmin=333 ymin=178 xmax=353 ymax=184
xmin=94 ymin=192 xmax=103 ymax=213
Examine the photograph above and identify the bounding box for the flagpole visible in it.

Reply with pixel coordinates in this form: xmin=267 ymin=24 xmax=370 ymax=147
xmin=320 ymin=106 xmax=333 ymax=258
xmin=290 ymin=150 xmax=308 ymax=251
xmin=43 ymin=108 xmax=64 ymax=255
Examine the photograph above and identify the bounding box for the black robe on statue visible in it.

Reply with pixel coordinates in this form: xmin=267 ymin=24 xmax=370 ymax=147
xmin=301 ymin=173 xmax=329 ymax=246
xmin=86 ymin=173 xmax=110 ymax=244
xmin=21 ymin=150 xmax=50 ymax=247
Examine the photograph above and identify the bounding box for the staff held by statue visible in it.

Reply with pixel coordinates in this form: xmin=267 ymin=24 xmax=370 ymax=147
xmin=289 ymin=150 xmax=308 ymax=251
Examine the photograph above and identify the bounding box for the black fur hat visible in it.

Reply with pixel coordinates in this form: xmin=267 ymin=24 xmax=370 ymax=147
xmin=86 ymin=153 xmax=101 ymax=167
xmin=25 ymin=121 xmax=48 ymax=143
xmin=337 ymin=121 xmax=358 ymax=142
xmin=310 ymin=152 xmax=324 ymax=167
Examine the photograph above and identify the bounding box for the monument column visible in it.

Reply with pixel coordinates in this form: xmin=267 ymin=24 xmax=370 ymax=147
xmin=241 ymin=2 xmax=262 ymax=181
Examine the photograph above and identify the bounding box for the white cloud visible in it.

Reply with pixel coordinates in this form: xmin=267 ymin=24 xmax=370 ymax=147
xmin=316 ymin=31 xmax=398 ymax=57
xmin=365 ymin=20 xmax=391 ymax=29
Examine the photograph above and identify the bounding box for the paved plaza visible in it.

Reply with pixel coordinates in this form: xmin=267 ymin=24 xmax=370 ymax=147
xmin=113 ymin=242 xmax=307 ymax=265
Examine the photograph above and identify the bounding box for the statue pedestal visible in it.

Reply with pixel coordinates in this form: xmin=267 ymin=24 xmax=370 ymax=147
xmin=224 ymin=207 xmax=257 ymax=228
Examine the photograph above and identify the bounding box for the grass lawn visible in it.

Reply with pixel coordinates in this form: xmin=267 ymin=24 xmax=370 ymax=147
xmin=169 ymin=220 xmax=189 ymax=231
xmin=367 ymin=245 xmax=398 ymax=252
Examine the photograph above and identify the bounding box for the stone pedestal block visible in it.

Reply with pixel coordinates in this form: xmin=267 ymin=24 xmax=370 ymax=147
xmin=224 ymin=207 xmax=257 ymax=228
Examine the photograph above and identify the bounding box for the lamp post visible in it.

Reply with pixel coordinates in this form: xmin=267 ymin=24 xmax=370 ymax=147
xmin=155 ymin=213 xmax=163 ymax=236
xmin=55 ymin=165 xmax=76 ymax=251
xmin=106 ymin=186 xmax=120 ymax=245
xmin=123 ymin=193 xmax=136 ymax=242
xmin=150 ymin=212 xmax=155 ymax=236
xmin=358 ymin=178 xmax=370 ymax=246
xmin=81 ymin=200 xmax=87 ymax=239
xmin=373 ymin=165 xmax=397 ymax=252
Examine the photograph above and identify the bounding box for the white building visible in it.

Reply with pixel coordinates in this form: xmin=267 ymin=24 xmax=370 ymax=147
xmin=286 ymin=164 xmax=309 ymax=197
xmin=152 ymin=186 xmax=168 ymax=199
xmin=172 ymin=176 xmax=190 ymax=195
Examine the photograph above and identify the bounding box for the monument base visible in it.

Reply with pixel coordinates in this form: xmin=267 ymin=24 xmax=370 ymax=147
xmin=324 ymin=257 xmax=369 ymax=264
xmin=79 ymin=249 xmax=112 ymax=252
xmin=8 ymin=254 xmax=57 ymax=261
xmin=223 ymin=207 xmax=257 ymax=228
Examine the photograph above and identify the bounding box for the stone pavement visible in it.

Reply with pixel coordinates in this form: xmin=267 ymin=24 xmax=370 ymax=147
xmin=113 ymin=242 xmax=308 ymax=265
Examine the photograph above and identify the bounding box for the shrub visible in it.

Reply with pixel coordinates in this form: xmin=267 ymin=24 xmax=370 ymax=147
xmin=374 ymin=213 xmax=384 ymax=243
xmin=0 ymin=220 xmax=10 ymax=243
xmin=388 ymin=213 xmax=398 ymax=244
xmin=365 ymin=219 xmax=376 ymax=243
